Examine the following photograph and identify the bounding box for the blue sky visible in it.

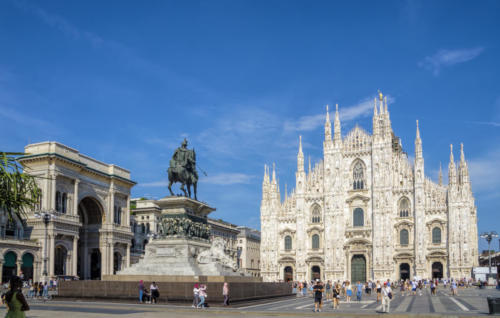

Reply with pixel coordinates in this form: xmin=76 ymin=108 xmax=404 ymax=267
xmin=1 ymin=0 xmax=499 ymax=251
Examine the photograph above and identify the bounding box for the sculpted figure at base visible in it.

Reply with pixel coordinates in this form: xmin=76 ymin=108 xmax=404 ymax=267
xmin=197 ymin=237 xmax=238 ymax=272
xmin=168 ymin=138 xmax=198 ymax=200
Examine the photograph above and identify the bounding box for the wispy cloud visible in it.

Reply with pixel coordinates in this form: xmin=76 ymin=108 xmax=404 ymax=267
xmin=284 ymin=95 xmax=395 ymax=132
xmin=9 ymin=0 xmax=104 ymax=46
xmin=200 ymin=173 xmax=254 ymax=185
xmin=419 ymin=47 xmax=484 ymax=76
xmin=468 ymin=149 xmax=500 ymax=198
xmin=467 ymin=121 xmax=500 ymax=127
xmin=137 ymin=173 xmax=254 ymax=187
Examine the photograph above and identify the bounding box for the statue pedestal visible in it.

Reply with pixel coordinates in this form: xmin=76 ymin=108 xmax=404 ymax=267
xmin=119 ymin=196 xmax=245 ymax=277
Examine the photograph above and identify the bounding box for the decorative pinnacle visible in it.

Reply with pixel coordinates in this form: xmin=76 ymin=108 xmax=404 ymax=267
xmin=378 ymin=90 xmax=383 ymax=101
xmin=450 ymin=144 xmax=454 ymax=163
xmin=416 ymin=120 xmax=420 ymax=139
xmin=460 ymin=143 xmax=465 ymax=162
xmin=373 ymin=98 xmax=378 ymax=116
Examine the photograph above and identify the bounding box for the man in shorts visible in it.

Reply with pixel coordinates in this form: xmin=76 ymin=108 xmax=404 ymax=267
xmin=313 ymin=279 xmax=324 ymax=312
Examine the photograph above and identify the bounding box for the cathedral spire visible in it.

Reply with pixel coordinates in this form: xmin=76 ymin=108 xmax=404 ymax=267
xmin=324 ymin=104 xmax=332 ymax=141
xmin=308 ymin=156 xmax=311 ymax=175
xmin=384 ymin=96 xmax=388 ymax=114
xmin=297 ymin=136 xmax=304 ymax=172
xmin=378 ymin=90 xmax=384 ymax=114
xmin=448 ymin=144 xmax=457 ymax=185
xmin=438 ymin=162 xmax=443 ymax=186
xmin=272 ymin=162 xmax=276 ymax=184
xmin=415 ymin=120 xmax=422 ymax=159
xmin=263 ymin=164 xmax=268 ymax=184
xmin=459 ymin=142 xmax=470 ymax=185
xmin=373 ymin=97 xmax=378 ymax=116
xmin=334 ymin=103 xmax=342 ymax=144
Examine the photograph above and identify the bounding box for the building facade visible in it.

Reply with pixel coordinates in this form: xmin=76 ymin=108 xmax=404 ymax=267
xmin=0 ymin=141 xmax=136 ymax=282
xmin=236 ymin=226 xmax=261 ymax=277
xmin=260 ymin=95 xmax=479 ymax=282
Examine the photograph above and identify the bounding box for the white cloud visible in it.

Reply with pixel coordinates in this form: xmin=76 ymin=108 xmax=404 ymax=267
xmin=284 ymin=95 xmax=395 ymax=132
xmin=468 ymin=149 xmax=500 ymax=197
xmin=419 ymin=47 xmax=484 ymax=76
xmin=200 ymin=173 xmax=254 ymax=185
xmin=468 ymin=121 xmax=500 ymax=127
xmin=137 ymin=173 xmax=253 ymax=187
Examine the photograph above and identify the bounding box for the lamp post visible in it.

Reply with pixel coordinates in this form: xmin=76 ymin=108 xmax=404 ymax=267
xmin=34 ymin=210 xmax=56 ymax=281
xmin=480 ymin=231 xmax=498 ymax=281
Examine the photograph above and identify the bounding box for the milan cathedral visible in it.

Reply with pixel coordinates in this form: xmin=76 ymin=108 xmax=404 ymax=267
xmin=260 ymin=93 xmax=478 ymax=282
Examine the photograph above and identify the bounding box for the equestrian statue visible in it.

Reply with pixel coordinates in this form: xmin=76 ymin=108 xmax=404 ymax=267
xmin=167 ymin=138 xmax=198 ymax=200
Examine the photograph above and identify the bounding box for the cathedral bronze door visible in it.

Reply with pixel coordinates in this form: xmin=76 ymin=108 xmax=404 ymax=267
xmin=351 ymin=255 xmax=366 ymax=283
xmin=284 ymin=266 xmax=293 ymax=282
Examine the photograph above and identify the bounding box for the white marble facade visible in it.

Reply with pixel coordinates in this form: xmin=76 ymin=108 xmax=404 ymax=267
xmin=260 ymin=95 xmax=478 ymax=283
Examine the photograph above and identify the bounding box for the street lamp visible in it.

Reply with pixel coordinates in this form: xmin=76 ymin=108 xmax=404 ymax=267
xmin=34 ymin=210 xmax=56 ymax=281
xmin=480 ymin=231 xmax=498 ymax=282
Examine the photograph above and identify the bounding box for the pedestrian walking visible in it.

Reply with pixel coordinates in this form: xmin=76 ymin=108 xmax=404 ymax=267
xmin=451 ymin=279 xmax=458 ymax=296
xmin=192 ymin=284 xmax=200 ymax=308
xmin=150 ymin=282 xmax=159 ymax=304
xmin=312 ymin=280 xmax=324 ymax=312
xmin=4 ymin=276 xmax=29 ymax=318
xmin=302 ymin=281 xmax=307 ymax=297
xmin=223 ymin=282 xmax=230 ymax=306
xmin=325 ymin=281 xmax=331 ymax=300
xmin=376 ymin=280 xmax=381 ymax=302
xmin=345 ymin=281 xmax=352 ymax=303
xmin=356 ymin=281 xmax=363 ymax=301
xmin=138 ymin=280 xmax=145 ymax=303
xmin=332 ymin=283 xmax=340 ymax=309
xmin=197 ymin=284 xmax=207 ymax=308
xmin=381 ymin=282 xmax=392 ymax=313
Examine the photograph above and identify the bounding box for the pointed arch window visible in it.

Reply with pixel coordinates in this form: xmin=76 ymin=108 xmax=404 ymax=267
xmin=400 ymin=229 xmax=409 ymax=246
xmin=311 ymin=206 xmax=321 ymax=223
xmin=312 ymin=234 xmax=320 ymax=249
xmin=353 ymin=208 xmax=364 ymax=227
xmin=353 ymin=161 xmax=365 ymax=190
xmin=399 ymin=198 xmax=410 ymax=217
xmin=432 ymin=227 xmax=441 ymax=244
xmin=284 ymin=235 xmax=292 ymax=251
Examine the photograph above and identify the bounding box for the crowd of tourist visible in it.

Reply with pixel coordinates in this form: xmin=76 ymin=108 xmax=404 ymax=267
xmin=291 ymin=277 xmax=482 ymax=313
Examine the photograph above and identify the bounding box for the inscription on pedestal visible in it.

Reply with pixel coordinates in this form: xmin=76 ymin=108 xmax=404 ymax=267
xmin=156 ymin=247 xmax=176 ymax=257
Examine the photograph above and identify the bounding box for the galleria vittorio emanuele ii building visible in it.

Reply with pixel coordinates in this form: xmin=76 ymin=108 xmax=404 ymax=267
xmin=260 ymin=94 xmax=479 ymax=283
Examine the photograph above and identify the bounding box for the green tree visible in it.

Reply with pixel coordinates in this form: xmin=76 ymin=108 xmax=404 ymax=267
xmin=0 ymin=152 xmax=41 ymax=221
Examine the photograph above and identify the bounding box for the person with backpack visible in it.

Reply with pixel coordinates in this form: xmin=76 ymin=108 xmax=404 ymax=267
xmin=4 ymin=276 xmax=30 ymax=318
xmin=312 ymin=280 xmax=324 ymax=312
xmin=197 ymin=284 xmax=207 ymax=308
xmin=381 ymin=282 xmax=392 ymax=313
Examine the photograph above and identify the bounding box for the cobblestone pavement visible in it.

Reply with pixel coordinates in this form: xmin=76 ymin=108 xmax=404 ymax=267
xmin=0 ymin=286 xmax=498 ymax=317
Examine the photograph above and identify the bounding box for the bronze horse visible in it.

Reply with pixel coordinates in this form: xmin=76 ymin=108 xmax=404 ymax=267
xmin=167 ymin=149 xmax=198 ymax=200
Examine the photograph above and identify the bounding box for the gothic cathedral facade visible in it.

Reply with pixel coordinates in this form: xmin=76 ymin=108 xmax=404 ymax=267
xmin=260 ymin=95 xmax=478 ymax=282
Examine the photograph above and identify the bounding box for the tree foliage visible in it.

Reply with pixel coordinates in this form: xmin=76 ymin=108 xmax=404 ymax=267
xmin=0 ymin=152 xmax=41 ymax=221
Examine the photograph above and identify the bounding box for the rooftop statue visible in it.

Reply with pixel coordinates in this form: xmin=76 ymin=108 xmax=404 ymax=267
xmin=168 ymin=138 xmax=198 ymax=200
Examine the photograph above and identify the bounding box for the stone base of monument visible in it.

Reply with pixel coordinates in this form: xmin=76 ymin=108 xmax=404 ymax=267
xmin=118 ymin=196 xmax=247 ymax=277
xmin=57 ymin=279 xmax=292 ymax=303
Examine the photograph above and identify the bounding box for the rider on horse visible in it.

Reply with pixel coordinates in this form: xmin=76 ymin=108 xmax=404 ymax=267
xmin=168 ymin=139 xmax=198 ymax=199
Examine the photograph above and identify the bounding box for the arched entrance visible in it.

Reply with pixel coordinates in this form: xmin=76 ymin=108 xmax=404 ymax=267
xmin=54 ymin=245 xmax=67 ymax=275
xmin=284 ymin=266 xmax=293 ymax=282
xmin=311 ymin=266 xmax=320 ymax=281
xmin=351 ymin=255 xmax=366 ymax=283
xmin=432 ymin=262 xmax=443 ymax=279
xmin=399 ymin=263 xmax=410 ymax=281
xmin=77 ymin=197 xmax=103 ymax=280
xmin=2 ymin=251 xmax=17 ymax=283
xmin=21 ymin=253 xmax=34 ymax=281
xmin=113 ymin=252 xmax=122 ymax=274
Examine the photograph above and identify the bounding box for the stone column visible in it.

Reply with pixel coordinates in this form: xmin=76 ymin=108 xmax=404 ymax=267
xmin=48 ymin=234 xmax=55 ymax=277
xmin=108 ymin=182 xmax=115 ymax=225
xmin=72 ymin=236 xmax=78 ymax=276
xmin=109 ymin=243 xmax=114 ymax=275
xmin=73 ymin=179 xmax=80 ymax=215
xmin=0 ymin=263 xmax=3 ymax=283
xmin=16 ymin=261 xmax=21 ymax=277
xmin=51 ymin=173 xmax=57 ymax=210
xmin=126 ymin=243 xmax=131 ymax=268
xmin=126 ymin=196 xmax=131 ymax=227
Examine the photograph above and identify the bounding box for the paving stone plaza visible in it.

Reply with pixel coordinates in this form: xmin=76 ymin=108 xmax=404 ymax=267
xmin=1 ymin=286 xmax=498 ymax=317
